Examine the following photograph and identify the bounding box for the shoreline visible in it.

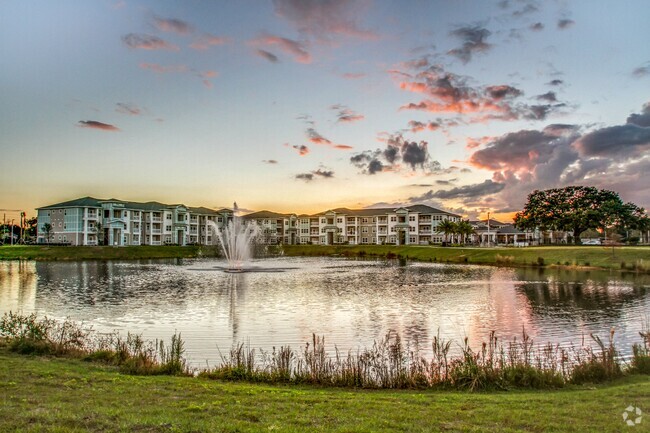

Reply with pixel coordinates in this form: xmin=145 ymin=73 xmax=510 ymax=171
xmin=1 ymin=244 xmax=650 ymax=273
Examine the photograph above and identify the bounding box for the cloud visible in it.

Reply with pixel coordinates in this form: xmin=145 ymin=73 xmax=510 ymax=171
xmin=256 ymin=49 xmax=279 ymax=63
xmin=530 ymin=22 xmax=544 ymax=31
xmin=331 ymin=104 xmax=364 ymax=123
xmin=342 ymin=72 xmax=366 ymax=79
xmin=350 ymin=134 xmax=436 ymax=174
xmin=557 ymin=19 xmax=575 ymax=29
xmin=306 ymin=128 xmax=352 ymax=149
xmin=313 ymin=169 xmax=334 ymax=178
xmin=251 ymin=34 xmax=311 ymax=63
xmin=292 ymin=144 xmax=310 ymax=156
xmin=408 ymin=120 xmax=440 ymax=133
xmin=122 ymin=33 xmax=178 ymax=51
xmin=401 ymin=140 xmax=428 ymax=169
xmin=190 ymin=34 xmax=230 ymax=50
xmin=448 ymin=25 xmax=491 ymax=63
xmin=272 ymin=0 xmax=377 ymax=42
xmin=262 ymin=160 xmax=278 ymax=164
xmin=574 ymin=124 xmax=650 ymax=158
xmin=536 ymin=91 xmax=557 ymax=102
xmin=295 ymin=173 xmax=314 ymax=181
xmin=396 ymin=64 xmax=565 ymax=123
xmin=115 ymin=102 xmax=142 ymax=116
xmin=154 ymin=16 xmax=193 ymax=35
xmin=78 ymin=120 xmax=119 ymax=131
xmin=411 ymin=180 xmax=505 ymax=201
xmin=139 ymin=63 xmax=188 ymax=74
xmin=633 ymin=65 xmax=650 ymax=77
xmin=626 ymin=102 xmax=650 ymax=127
xmin=295 ymin=168 xmax=335 ymax=181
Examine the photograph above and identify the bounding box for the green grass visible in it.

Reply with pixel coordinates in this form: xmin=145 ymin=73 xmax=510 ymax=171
xmin=283 ymin=244 xmax=650 ymax=272
xmin=0 ymin=349 xmax=648 ymax=432
xmin=0 ymin=245 xmax=220 ymax=261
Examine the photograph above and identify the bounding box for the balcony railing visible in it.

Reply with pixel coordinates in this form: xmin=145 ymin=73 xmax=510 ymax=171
xmin=151 ymin=229 xmax=161 ymax=234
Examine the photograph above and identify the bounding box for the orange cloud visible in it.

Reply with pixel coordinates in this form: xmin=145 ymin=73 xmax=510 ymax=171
xmin=154 ymin=16 xmax=193 ymax=35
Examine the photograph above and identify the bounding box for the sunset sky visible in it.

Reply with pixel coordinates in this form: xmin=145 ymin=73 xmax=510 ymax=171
xmin=1 ymin=0 xmax=649 ymax=220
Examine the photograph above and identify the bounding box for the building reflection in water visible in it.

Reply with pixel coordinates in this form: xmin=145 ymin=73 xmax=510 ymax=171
xmin=0 ymin=258 xmax=648 ymax=366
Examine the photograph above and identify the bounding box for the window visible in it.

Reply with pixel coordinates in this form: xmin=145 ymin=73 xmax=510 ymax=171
xmin=390 ymin=227 xmax=395 ymax=232
xmin=362 ymin=237 xmax=368 ymax=243
xmin=321 ymin=218 xmax=326 ymax=224
xmin=166 ymin=214 xmax=172 ymax=220
xmin=337 ymin=218 xmax=343 ymax=223
xmin=410 ymin=237 xmax=417 ymax=243
xmin=362 ymin=227 xmax=368 ymax=233
xmin=361 ymin=217 xmax=368 ymax=223
xmin=58 ymin=222 xmax=62 ymax=227
xmin=64 ymin=210 xmax=67 ymax=216
xmin=409 ymin=215 xmax=416 ymax=222
xmin=165 ymin=225 xmax=171 ymax=232
xmin=390 ymin=216 xmax=396 ymax=222
xmin=409 ymin=226 xmax=415 ymax=232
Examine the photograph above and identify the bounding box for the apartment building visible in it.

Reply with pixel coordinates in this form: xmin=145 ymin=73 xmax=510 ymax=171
xmin=241 ymin=204 xmax=461 ymax=245
xmin=36 ymin=197 xmax=232 ymax=246
xmin=36 ymin=198 xmax=462 ymax=246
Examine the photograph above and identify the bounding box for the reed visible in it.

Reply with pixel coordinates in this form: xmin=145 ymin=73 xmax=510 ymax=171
xmin=2 ymin=312 xmax=647 ymax=390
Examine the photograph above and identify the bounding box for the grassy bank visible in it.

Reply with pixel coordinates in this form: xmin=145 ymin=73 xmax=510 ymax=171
xmin=0 ymin=245 xmax=220 ymax=261
xmin=0 ymin=349 xmax=648 ymax=432
xmin=283 ymin=244 xmax=650 ymax=272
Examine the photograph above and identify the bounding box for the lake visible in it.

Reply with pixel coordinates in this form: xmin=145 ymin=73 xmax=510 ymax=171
xmin=1 ymin=257 xmax=648 ymax=366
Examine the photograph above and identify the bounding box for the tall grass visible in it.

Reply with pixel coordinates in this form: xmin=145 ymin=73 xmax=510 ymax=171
xmin=0 ymin=312 xmax=189 ymax=376
xmin=2 ymin=312 xmax=648 ymax=389
xmin=204 ymin=328 xmax=639 ymax=390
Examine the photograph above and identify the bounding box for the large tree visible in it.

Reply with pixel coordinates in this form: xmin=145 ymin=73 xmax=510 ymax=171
xmin=514 ymin=186 xmax=647 ymax=244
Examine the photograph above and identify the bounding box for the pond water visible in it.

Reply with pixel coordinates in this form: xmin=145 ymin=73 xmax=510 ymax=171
xmin=1 ymin=257 xmax=649 ymax=366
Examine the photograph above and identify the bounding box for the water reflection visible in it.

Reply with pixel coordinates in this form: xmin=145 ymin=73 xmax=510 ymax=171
xmin=0 ymin=258 xmax=648 ymax=366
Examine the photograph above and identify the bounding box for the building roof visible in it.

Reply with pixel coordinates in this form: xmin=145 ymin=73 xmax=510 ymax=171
xmin=309 ymin=204 xmax=460 ymax=218
xmin=37 ymin=196 xmax=103 ymax=209
xmin=495 ymin=225 xmax=526 ymax=234
xmin=243 ymin=210 xmax=294 ymax=219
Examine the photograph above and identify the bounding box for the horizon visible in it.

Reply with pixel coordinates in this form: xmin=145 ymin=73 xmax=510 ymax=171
xmin=1 ymin=1 xmax=649 ymax=221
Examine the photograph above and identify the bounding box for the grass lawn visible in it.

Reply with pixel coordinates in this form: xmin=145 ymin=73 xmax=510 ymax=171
xmin=283 ymin=244 xmax=650 ymax=272
xmin=0 ymin=245 xmax=220 ymax=261
xmin=1 ymin=349 xmax=648 ymax=432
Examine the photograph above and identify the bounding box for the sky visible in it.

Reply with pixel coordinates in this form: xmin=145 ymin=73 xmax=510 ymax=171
xmin=1 ymin=0 xmax=649 ymax=221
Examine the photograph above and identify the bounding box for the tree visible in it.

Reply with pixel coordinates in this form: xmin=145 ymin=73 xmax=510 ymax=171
xmin=94 ymin=222 xmax=105 ymax=246
xmin=456 ymin=220 xmax=475 ymax=245
xmin=514 ymin=186 xmax=647 ymax=245
xmin=41 ymin=223 xmax=53 ymax=243
xmin=437 ymin=219 xmax=456 ymax=244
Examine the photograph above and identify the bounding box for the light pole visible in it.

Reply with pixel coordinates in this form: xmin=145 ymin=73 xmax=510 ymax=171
xmin=10 ymin=219 xmax=15 ymax=246
xmin=486 ymin=211 xmax=491 ymax=248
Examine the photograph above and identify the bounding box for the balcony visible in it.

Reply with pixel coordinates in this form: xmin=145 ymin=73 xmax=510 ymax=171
xmin=151 ymin=229 xmax=162 ymax=234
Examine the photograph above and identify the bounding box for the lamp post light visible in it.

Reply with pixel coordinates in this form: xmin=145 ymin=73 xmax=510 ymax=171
xmin=486 ymin=211 xmax=491 ymax=248
xmin=10 ymin=219 xmax=15 ymax=246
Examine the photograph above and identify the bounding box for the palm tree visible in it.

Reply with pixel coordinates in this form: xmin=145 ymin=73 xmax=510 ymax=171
xmin=437 ymin=219 xmax=457 ymax=245
xmin=456 ymin=220 xmax=475 ymax=245
xmin=94 ymin=221 xmax=104 ymax=246
xmin=41 ymin=223 xmax=53 ymax=243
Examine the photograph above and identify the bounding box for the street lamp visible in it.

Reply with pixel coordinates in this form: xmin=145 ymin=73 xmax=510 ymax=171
xmin=10 ymin=219 xmax=15 ymax=246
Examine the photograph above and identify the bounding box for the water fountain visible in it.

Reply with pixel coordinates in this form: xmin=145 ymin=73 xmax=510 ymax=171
xmin=207 ymin=203 xmax=260 ymax=272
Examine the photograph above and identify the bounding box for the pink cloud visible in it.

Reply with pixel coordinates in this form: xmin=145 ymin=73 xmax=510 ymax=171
xmin=154 ymin=16 xmax=193 ymax=35
xmin=408 ymin=120 xmax=440 ymax=133
xmin=77 ymin=120 xmax=119 ymax=131
xmin=306 ymin=128 xmax=352 ymax=150
xmin=251 ymin=34 xmax=311 ymax=64
xmin=190 ymin=34 xmax=230 ymax=50
xmin=115 ymin=102 xmax=142 ymax=116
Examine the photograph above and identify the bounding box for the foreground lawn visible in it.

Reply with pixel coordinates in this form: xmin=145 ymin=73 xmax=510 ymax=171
xmin=1 ymin=350 xmax=648 ymax=432
xmin=284 ymin=244 xmax=650 ymax=272
xmin=0 ymin=245 xmax=220 ymax=261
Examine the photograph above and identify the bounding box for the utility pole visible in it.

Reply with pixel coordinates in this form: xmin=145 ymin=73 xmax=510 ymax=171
xmin=10 ymin=219 xmax=15 ymax=245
